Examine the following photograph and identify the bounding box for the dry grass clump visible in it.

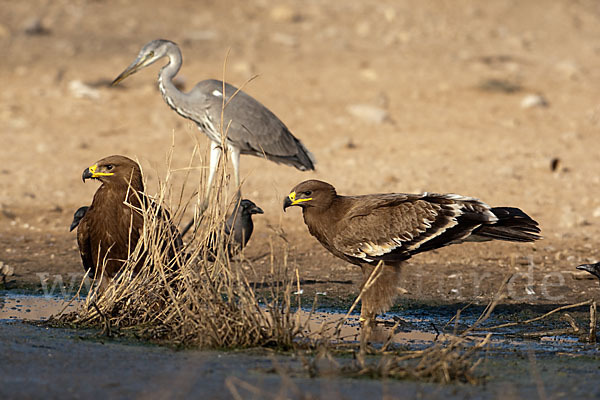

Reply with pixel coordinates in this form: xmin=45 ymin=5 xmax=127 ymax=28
xmin=298 ymin=336 xmax=489 ymax=385
xmin=58 ymin=143 xmax=302 ymax=349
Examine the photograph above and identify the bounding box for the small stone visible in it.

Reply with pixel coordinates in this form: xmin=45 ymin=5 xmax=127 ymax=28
xmin=0 ymin=23 xmax=9 ymax=38
xmin=232 ymin=61 xmax=255 ymax=77
xmin=346 ymin=104 xmax=390 ymax=124
xmin=520 ymin=94 xmax=548 ymax=109
xmin=355 ymin=21 xmax=371 ymax=37
xmin=560 ymin=205 xmax=586 ymax=228
xmin=0 ymin=262 xmax=14 ymax=277
xmin=572 ymin=271 xmax=595 ymax=280
xmin=269 ymin=6 xmax=299 ymax=23
xmin=23 ymin=18 xmax=50 ymax=35
xmin=360 ymin=68 xmax=378 ymax=81
xmin=271 ymin=32 xmax=297 ymax=47
xmin=525 ymin=285 xmax=536 ymax=295
xmin=185 ymin=30 xmax=218 ymax=41
xmin=69 ymin=80 xmax=100 ymax=100
xmin=555 ymin=60 xmax=580 ymax=79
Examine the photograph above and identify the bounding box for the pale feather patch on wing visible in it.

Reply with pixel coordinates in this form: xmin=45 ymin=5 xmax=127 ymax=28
xmin=347 ymin=201 xmax=467 ymax=261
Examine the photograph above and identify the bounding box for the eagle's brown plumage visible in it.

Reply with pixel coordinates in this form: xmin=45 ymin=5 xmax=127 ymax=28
xmin=283 ymin=180 xmax=541 ymax=323
xmin=77 ymin=155 xmax=183 ymax=286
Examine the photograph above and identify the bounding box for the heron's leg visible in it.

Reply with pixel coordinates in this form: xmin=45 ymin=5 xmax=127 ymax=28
xmin=207 ymin=140 xmax=222 ymax=197
xmin=228 ymin=144 xmax=242 ymax=202
xmin=181 ymin=141 xmax=222 ymax=238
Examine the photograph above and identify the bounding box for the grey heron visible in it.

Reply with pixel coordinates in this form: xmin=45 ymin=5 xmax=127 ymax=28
xmin=112 ymin=39 xmax=316 ymax=202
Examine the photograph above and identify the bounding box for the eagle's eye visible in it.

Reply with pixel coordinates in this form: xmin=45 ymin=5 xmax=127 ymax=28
xmin=106 ymin=165 xmax=113 ymax=171
xmin=304 ymin=190 xmax=312 ymax=196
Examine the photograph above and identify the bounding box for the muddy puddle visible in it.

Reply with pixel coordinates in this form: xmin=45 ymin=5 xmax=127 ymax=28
xmin=1 ymin=292 xmax=595 ymax=354
xmin=0 ymin=292 xmax=81 ymax=321
xmin=2 ymin=292 xmax=600 ymax=399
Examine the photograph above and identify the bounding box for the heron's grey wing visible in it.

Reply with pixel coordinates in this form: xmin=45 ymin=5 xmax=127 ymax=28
xmin=333 ymin=193 xmax=496 ymax=263
xmin=191 ymin=80 xmax=315 ymax=170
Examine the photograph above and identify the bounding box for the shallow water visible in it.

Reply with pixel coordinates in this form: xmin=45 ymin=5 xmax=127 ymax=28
xmin=0 ymin=292 xmax=81 ymax=321
xmin=1 ymin=292 xmax=595 ymax=354
xmin=2 ymin=292 xmax=600 ymax=399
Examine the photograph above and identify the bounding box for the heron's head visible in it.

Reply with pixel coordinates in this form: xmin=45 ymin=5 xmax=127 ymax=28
xmin=82 ymin=155 xmax=143 ymax=190
xmin=283 ymin=180 xmax=337 ymax=211
xmin=112 ymin=39 xmax=178 ymax=86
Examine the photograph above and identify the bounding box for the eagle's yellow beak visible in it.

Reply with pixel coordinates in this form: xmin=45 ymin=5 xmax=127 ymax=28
xmin=283 ymin=191 xmax=312 ymax=211
xmin=82 ymin=164 xmax=114 ymax=182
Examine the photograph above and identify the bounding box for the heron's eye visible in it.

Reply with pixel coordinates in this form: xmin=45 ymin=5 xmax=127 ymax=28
xmin=106 ymin=165 xmax=113 ymax=171
xmin=304 ymin=191 xmax=312 ymax=196
xmin=148 ymin=51 xmax=154 ymax=57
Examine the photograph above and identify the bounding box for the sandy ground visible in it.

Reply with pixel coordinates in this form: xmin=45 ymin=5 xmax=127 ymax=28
xmin=2 ymin=0 xmax=600 ymax=305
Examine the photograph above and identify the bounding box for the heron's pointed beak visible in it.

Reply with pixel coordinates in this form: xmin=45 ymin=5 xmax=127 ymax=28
xmin=112 ymin=65 xmax=139 ymax=86
xmin=112 ymin=54 xmax=152 ymax=86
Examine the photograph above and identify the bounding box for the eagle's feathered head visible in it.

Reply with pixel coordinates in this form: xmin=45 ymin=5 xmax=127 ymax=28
xmin=283 ymin=180 xmax=337 ymax=211
xmin=82 ymin=155 xmax=143 ymax=191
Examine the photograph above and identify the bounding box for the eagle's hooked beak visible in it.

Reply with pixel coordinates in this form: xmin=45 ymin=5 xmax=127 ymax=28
xmin=82 ymin=167 xmax=93 ymax=182
xmin=283 ymin=197 xmax=292 ymax=212
xmin=82 ymin=164 xmax=114 ymax=182
xmin=283 ymin=191 xmax=311 ymax=211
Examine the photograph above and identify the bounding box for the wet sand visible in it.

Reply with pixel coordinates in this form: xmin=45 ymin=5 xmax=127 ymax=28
xmin=2 ymin=293 xmax=600 ymax=399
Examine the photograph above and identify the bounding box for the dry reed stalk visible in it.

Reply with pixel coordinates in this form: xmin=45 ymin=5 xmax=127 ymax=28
xmin=590 ymin=301 xmax=597 ymax=343
xmin=55 ymin=55 xmax=311 ymax=348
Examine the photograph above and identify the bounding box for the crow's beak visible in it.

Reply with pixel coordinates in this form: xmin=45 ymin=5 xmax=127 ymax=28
xmin=577 ymin=264 xmax=592 ymax=272
xmin=69 ymin=220 xmax=79 ymax=232
xmin=577 ymin=263 xmax=600 ymax=280
xmin=251 ymin=205 xmax=264 ymax=215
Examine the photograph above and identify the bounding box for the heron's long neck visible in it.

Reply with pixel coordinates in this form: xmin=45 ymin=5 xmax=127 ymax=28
xmin=157 ymin=48 xmax=190 ymax=117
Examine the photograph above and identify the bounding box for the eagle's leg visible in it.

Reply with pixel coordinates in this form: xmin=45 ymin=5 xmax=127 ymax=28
xmin=359 ymin=262 xmax=403 ymax=325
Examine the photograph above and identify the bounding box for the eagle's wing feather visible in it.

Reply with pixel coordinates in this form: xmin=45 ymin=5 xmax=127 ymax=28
xmin=333 ymin=193 xmax=496 ymax=263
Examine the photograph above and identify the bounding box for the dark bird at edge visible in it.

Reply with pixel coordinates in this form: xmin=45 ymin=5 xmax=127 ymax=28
xmin=577 ymin=262 xmax=600 ymax=280
xmin=206 ymin=199 xmax=264 ymax=260
xmin=69 ymin=206 xmax=89 ymax=232
xmin=77 ymin=155 xmax=183 ymax=288
xmin=283 ymin=180 xmax=541 ymax=330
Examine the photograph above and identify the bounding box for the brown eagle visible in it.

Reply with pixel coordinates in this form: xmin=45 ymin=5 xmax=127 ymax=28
xmin=283 ymin=180 xmax=541 ymax=326
xmin=77 ymin=155 xmax=183 ymax=288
